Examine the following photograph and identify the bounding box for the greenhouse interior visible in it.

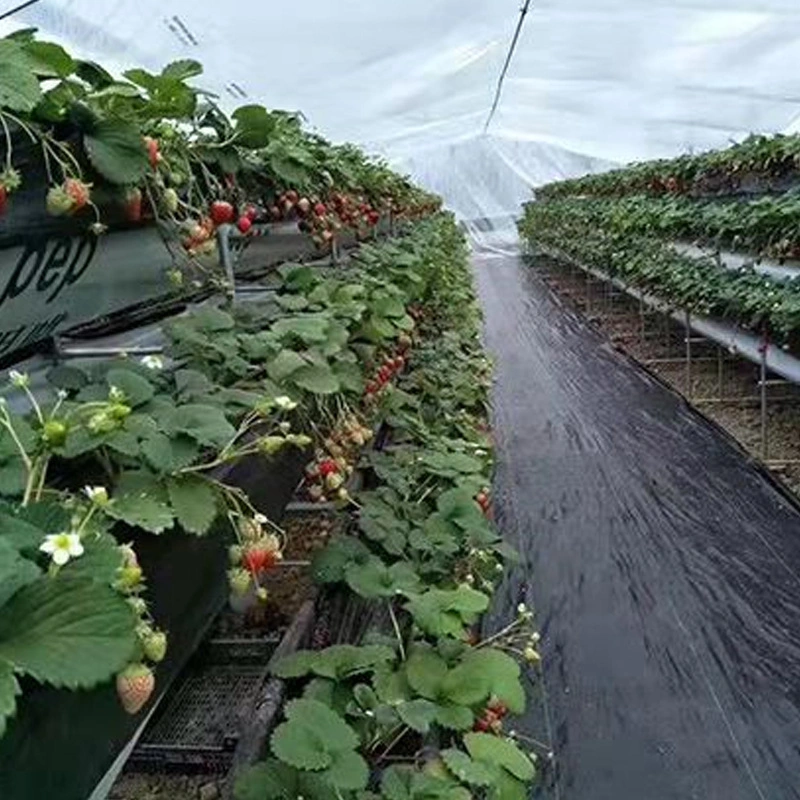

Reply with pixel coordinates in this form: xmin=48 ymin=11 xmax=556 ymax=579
xmin=1 ymin=1 xmax=800 ymax=799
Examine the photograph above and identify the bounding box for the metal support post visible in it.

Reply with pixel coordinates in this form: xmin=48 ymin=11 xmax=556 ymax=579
xmin=760 ymin=333 xmax=769 ymax=461
xmin=684 ymin=311 xmax=692 ymax=399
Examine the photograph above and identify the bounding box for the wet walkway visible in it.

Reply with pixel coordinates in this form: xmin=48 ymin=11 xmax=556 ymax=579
xmin=476 ymin=248 xmax=800 ymax=800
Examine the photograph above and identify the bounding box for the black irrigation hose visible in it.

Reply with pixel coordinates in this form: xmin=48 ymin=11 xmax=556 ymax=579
xmin=483 ymin=0 xmax=532 ymax=134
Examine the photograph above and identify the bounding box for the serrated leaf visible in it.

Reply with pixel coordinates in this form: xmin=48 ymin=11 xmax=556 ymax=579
xmin=24 ymin=40 xmax=75 ymax=77
xmin=434 ymin=703 xmax=474 ymax=731
xmin=291 ymin=363 xmax=340 ymax=395
xmin=108 ymin=472 xmax=174 ymax=533
xmin=0 ymin=577 xmax=136 ymax=688
xmin=0 ymin=660 xmax=20 ymax=739
xmin=141 ymin=432 xmax=200 ymax=473
xmin=0 ymin=506 xmax=48 ymax=551
xmin=272 ymin=650 xmax=319 ymax=679
xmin=488 ymin=770 xmax=529 ymax=800
xmin=167 ymin=475 xmax=219 ymax=535
xmin=405 ymin=646 xmax=448 ymax=700
xmin=163 ymin=404 xmax=236 ymax=447
xmin=397 ymin=699 xmax=437 ymax=733
xmin=272 ymin=315 xmax=330 ymax=344
xmin=162 ymin=58 xmax=203 ymax=81
xmin=267 ymin=349 xmax=307 ymax=382
xmin=373 ymin=665 xmax=411 ymax=704
xmin=273 ymin=699 xmax=359 ymax=772
xmin=47 ymin=365 xmax=87 ymax=391
xmin=234 ymin=759 xmax=299 ymax=800
xmin=0 ymin=537 xmax=40 ymax=606
xmin=274 ymin=645 xmax=394 ymax=681
xmin=312 ymin=536 xmax=371 ymax=583
xmin=381 ymin=766 xmax=415 ymax=800
xmin=105 ymin=429 xmax=141 ymax=457
xmin=84 ymin=120 xmax=150 ymax=184
xmin=464 ymin=733 xmax=535 ymax=782
xmin=441 ymin=749 xmax=495 ymax=787
xmin=277 ymin=294 xmax=309 ymax=311
xmin=61 ymin=531 xmax=123 ymax=586
xmin=271 ymin=722 xmax=332 ymax=771
xmin=106 ymin=368 xmax=155 ymax=407
xmin=444 ymin=649 xmax=525 ymax=714
xmin=233 ymin=104 xmax=275 ymax=149
xmin=0 ymin=41 xmax=42 ymax=112
xmin=345 ymin=558 xmax=419 ymax=600
xmin=321 ymin=749 xmax=369 ymax=791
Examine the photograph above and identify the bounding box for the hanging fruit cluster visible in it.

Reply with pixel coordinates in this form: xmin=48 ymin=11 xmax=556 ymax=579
xmin=303 ymin=414 xmax=374 ymax=503
xmin=227 ymin=514 xmax=284 ymax=602
xmin=473 ymin=698 xmax=509 ymax=734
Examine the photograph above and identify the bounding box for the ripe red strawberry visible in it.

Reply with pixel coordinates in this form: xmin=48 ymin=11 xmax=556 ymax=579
xmin=123 ymin=188 xmax=142 ymax=222
xmin=242 ymin=545 xmax=279 ymax=573
xmin=64 ymin=178 xmax=90 ymax=210
xmin=210 ymin=200 xmax=235 ymax=225
xmin=378 ymin=366 xmax=391 ymax=382
xmin=244 ymin=204 xmax=259 ymax=222
xmin=365 ymin=382 xmax=378 ymax=395
xmin=116 ymin=663 xmax=155 ymax=715
xmin=318 ymin=459 xmax=339 ymax=478
xmin=144 ymin=136 xmax=161 ymax=169
xmin=237 ymin=216 xmax=253 ymax=234
xmin=314 ymin=202 xmax=327 ymax=217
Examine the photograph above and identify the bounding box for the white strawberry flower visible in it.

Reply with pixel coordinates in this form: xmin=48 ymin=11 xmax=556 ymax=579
xmin=254 ymin=513 xmax=268 ymax=524
xmin=84 ymin=485 xmax=109 ymax=506
xmin=140 ymin=355 xmax=164 ymax=371
xmin=108 ymin=385 xmax=125 ymax=402
xmin=9 ymin=370 xmax=29 ymax=388
xmin=40 ymin=532 xmax=84 ymax=566
xmin=274 ymin=396 xmax=298 ymax=411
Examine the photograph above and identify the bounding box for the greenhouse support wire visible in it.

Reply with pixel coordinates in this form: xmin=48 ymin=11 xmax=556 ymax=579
xmin=0 ymin=0 xmax=40 ymax=21
xmin=483 ymin=0 xmax=532 ymax=134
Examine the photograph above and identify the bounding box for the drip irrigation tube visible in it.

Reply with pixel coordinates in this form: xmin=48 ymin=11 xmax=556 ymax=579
xmin=537 ymin=244 xmax=800 ymax=385
xmin=673 ymin=243 xmax=800 ymax=282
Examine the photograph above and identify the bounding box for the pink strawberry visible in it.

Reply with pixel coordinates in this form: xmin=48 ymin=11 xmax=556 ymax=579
xmin=116 ymin=663 xmax=155 ymax=714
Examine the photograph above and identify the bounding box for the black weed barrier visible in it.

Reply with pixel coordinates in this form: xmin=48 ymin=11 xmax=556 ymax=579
xmin=0 ymin=446 xmax=309 ymax=800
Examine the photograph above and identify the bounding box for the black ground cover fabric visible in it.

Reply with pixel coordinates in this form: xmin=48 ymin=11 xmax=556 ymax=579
xmin=476 ymin=248 xmax=800 ymax=800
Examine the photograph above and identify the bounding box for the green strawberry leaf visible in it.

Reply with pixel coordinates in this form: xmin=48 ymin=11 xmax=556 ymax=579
xmin=0 ymin=576 xmax=137 ymax=688
xmin=0 ymin=660 xmax=20 ymax=739
xmin=84 ymin=120 xmax=150 ymax=184
xmin=167 ymin=475 xmax=219 ymax=535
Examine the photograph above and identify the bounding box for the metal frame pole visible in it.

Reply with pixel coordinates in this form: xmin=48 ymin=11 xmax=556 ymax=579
xmin=760 ymin=332 xmax=769 ymax=460
xmin=685 ymin=311 xmax=692 ymax=399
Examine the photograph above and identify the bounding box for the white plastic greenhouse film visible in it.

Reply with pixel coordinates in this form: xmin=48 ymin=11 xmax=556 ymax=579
xmin=4 ymin=0 xmax=800 ymax=226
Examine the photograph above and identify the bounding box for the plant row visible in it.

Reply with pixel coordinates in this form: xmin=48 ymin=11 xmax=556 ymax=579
xmin=548 ymin=193 xmax=800 ymax=261
xmin=234 ymin=217 xmax=540 ymax=800
xmin=0 ymin=217 xmax=446 ymax=735
xmin=0 ymin=30 xmax=438 ymax=273
xmin=537 ymin=133 xmax=800 ymax=200
xmin=518 ymin=200 xmax=800 ymax=343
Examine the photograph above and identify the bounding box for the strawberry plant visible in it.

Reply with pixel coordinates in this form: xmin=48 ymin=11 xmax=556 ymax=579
xmin=234 ymin=216 xmax=541 ymax=800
